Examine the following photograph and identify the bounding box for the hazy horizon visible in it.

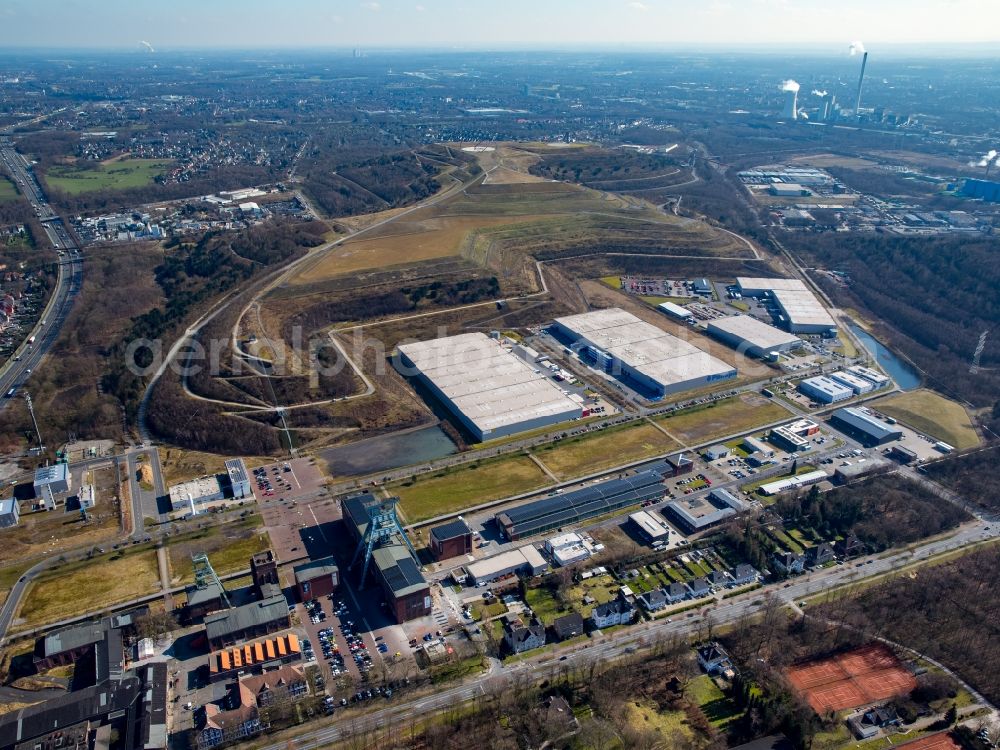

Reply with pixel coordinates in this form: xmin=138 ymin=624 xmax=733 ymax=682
xmin=2 ymin=0 xmax=999 ymax=52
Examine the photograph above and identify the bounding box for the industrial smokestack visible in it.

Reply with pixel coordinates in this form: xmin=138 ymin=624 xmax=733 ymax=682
xmin=854 ymin=51 xmax=868 ymax=115
xmin=781 ymin=79 xmax=799 ymax=120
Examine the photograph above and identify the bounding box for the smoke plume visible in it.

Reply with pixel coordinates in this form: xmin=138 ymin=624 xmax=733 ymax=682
xmin=849 ymin=40 xmax=866 ymax=56
xmin=812 ymin=89 xmax=828 ymax=97
xmin=139 ymin=40 xmax=155 ymax=53
xmin=782 ymin=79 xmax=800 ymax=92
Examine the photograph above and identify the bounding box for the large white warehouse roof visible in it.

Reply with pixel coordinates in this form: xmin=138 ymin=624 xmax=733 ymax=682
xmin=554 ymin=308 xmax=735 ymax=391
xmin=735 ymin=278 xmax=835 ymax=332
xmin=397 ymin=333 xmax=582 ymax=438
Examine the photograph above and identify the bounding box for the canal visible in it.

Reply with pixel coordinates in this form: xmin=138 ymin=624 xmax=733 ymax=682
xmin=848 ymin=324 xmax=921 ymax=391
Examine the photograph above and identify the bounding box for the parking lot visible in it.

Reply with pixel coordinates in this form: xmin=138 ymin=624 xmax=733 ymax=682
xmin=259 ymin=494 xmax=342 ymax=565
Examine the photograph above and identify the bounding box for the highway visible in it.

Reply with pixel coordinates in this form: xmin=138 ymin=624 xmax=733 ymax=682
xmin=0 ymin=136 xmax=83 ymax=417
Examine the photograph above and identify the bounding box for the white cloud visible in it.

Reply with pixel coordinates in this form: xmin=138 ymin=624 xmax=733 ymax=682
xmin=361 ymin=1 xmax=381 ymax=10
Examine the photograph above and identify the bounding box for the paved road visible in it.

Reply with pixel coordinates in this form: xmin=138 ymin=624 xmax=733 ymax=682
xmin=0 ymin=138 xmax=84 ymax=419
xmin=253 ymin=520 xmax=999 ymax=749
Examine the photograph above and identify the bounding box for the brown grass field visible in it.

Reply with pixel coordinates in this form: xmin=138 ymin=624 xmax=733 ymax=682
xmin=16 ymin=550 xmax=160 ymax=629
xmin=533 ymin=422 xmax=678 ymax=480
xmin=786 ymin=643 xmax=917 ymax=714
xmin=657 ymin=393 xmax=791 ymax=445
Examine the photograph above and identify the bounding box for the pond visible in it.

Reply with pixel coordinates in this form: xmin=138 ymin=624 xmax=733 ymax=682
xmin=848 ymin=324 xmax=921 ymax=391
xmin=320 ymin=425 xmax=457 ymax=478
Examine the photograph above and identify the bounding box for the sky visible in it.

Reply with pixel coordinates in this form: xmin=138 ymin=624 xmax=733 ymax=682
xmin=1 ymin=0 xmax=999 ymax=50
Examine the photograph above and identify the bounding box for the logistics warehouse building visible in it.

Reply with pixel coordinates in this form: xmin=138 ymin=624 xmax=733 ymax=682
xmin=736 ymin=277 xmax=837 ymax=334
xmin=552 ymin=308 xmax=736 ymax=398
xmin=706 ymin=315 xmax=802 ymax=358
xmin=829 ymin=407 xmax=903 ymax=447
xmin=396 ymin=333 xmax=583 ymax=441
xmin=496 ymin=469 xmax=666 ymax=541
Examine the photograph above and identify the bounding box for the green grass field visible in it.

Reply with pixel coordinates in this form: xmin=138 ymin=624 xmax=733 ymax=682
xmin=657 ymin=394 xmax=790 ymax=445
xmin=0 ymin=176 xmax=19 ymax=202
xmin=532 ymin=422 xmax=678 ymax=480
xmin=17 ymin=549 xmax=159 ymax=629
xmin=876 ymin=389 xmax=980 ymax=451
xmin=686 ymin=674 xmax=741 ymax=730
xmin=394 ymin=455 xmax=549 ymax=523
xmin=45 ymin=158 xmax=172 ymax=195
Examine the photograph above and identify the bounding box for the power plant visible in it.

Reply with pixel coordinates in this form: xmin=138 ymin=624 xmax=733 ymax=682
xmin=781 ymin=79 xmax=800 ymax=120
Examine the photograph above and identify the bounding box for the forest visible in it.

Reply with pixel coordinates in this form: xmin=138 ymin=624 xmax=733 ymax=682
xmin=924 ymin=446 xmax=1000 ymax=513
xmin=784 ymin=231 xmax=1000 ymax=407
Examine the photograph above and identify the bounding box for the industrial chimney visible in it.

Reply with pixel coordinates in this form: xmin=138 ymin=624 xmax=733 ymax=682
xmin=854 ymin=51 xmax=868 ymax=115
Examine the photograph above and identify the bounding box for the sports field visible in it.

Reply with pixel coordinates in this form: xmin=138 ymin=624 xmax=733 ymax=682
xmin=393 ymin=454 xmax=550 ymax=523
xmin=895 ymin=733 xmax=962 ymax=750
xmin=532 ymin=422 xmax=678 ymax=480
xmin=45 ymin=158 xmax=173 ymax=195
xmin=786 ymin=642 xmax=917 ymax=714
xmin=876 ymin=389 xmax=979 ymax=451
xmin=656 ymin=393 xmax=790 ymax=445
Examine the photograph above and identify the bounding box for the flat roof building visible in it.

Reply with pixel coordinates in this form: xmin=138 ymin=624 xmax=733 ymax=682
xmin=707 ymin=315 xmax=802 ymax=358
xmin=665 ymin=488 xmax=746 ymax=533
xmin=735 ymin=278 xmax=836 ymax=334
xmin=396 ymin=333 xmax=583 ymax=441
xmin=545 ymin=532 xmax=594 ymax=567
xmin=0 ymin=498 xmax=19 ymax=528
xmin=799 ymin=376 xmax=853 ymax=404
xmin=829 ymin=407 xmax=903 ymax=447
xmin=742 ymin=436 xmax=773 ymax=456
xmin=829 ymin=370 xmax=874 ymax=395
xmin=496 ymin=469 xmax=665 ymax=541
xmin=34 ymin=464 xmax=70 ymax=510
xmin=225 ymin=459 xmax=252 ymax=499
xmin=658 ymin=301 xmax=694 ymax=321
xmin=757 ymin=470 xmax=827 ymax=496
xmin=169 ymin=476 xmax=224 ymax=512
xmin=628 ymin=510 xmax=669 ymax=543
xmin=552 ymin=308 xmax=736 ymax=399
xmin=847 ymin=365 xmax=890 ymax=388
xmin=429 ymin=517 xmax=473 ymax=561
xmin=464 ymin=546 xmax=548 ymax=585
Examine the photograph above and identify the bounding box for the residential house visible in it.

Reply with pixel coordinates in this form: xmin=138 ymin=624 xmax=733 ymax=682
xmin=664 ymin=582 xmax=691 ymax=603
xmin=551 ymin=612 xmax=585 ymax=642
xmin=836 ymin=535 xmax=866 ymax=558
xmin=808 ymin=543 xmax=836 ymax=568
xmin=696 ymin=642 xmax=733 ymax=676
xmin=239 ymin=665 xmax=308 ymax=707
xmin=504 ymin=615 xmax=546 ymax=655
xmin=689 ymin=577 xmax=711 ymax=598
xmin=198 ymin=702 xmax=261 ymax=749
xmin=590 ymin=596 xmax=636 ymax=629
xmin=638 ymin=588 xmax=669 ymax=612
xmin=544 ymin=695 xmax=580 ymax=739
xmin=848 ymin=706 xmax=901 ymax=739
xmin=731 ymin=564 xmax=759 ymax=586
xmin=772 ymin=551 xmax=806 ymax=575
xmin=707 ymin=570 xmax=730 ymax=588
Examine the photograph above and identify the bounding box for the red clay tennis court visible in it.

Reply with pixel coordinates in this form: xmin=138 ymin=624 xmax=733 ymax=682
xmin=894 ymin=732 xmax=962 ymax=750
xmin=786 ymin=643 xmax=917 ymax=714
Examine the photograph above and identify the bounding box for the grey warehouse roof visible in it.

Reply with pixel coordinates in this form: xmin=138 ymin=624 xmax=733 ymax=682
xmin=497 ymin=469 xmax=665 ymax=538
xmin=707 ymin=315 xmax=802 ymax=351
xmin=830 ymin=407 xmax=902 ymax=443
xmin=430 ymin=517 xmax=472 ymax=542
xmin=204 ymin=595 xmax=288 ymax=642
